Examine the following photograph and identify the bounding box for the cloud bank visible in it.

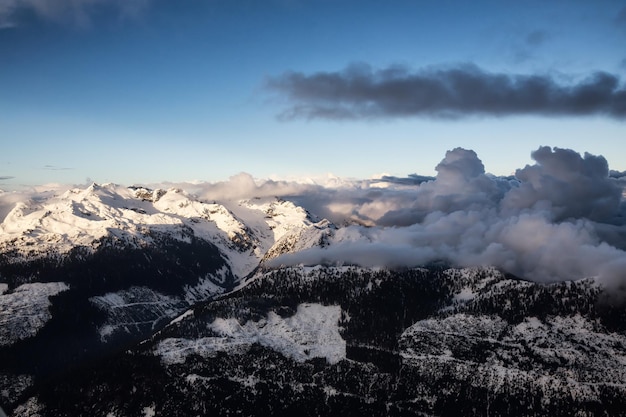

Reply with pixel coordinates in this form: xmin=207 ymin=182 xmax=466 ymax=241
xmin=260 ymin=147 xmax=626 ymax=290
xmin=157 ymin=146 xmax=626 ymax=290
xmin=267 ymin=64 xmax=626 ymax=120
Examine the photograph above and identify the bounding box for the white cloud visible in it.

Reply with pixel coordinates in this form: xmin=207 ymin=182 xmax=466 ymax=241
xmin=267 ymin=147 xmax=626 ymax=289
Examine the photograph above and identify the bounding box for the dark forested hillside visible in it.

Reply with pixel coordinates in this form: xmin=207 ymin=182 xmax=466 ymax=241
xmin=7 ymin=266 xmax=626 ymax=417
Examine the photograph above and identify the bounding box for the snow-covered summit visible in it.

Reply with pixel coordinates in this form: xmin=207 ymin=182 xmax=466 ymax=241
xmin=0 ymin=183 xmax=335 ymax=278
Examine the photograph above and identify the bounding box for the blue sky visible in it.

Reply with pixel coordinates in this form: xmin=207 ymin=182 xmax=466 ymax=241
xmin=1 ymin=0 xmax=625 ymax=188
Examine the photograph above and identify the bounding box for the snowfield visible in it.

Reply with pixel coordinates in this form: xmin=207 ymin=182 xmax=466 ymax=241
xmin=0 ymin=282 xmax=69 ymax=346
xmin=155 ymin=303 xmax=346 ymax=365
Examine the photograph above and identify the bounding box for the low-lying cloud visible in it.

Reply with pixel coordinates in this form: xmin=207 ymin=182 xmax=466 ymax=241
xmin=267 ymin=64 xmax=626 ymax=120
xmin=262 ymin=146 xmax=626 ymax=290
xmin=154 ymin=146 xmax=626 ymax=290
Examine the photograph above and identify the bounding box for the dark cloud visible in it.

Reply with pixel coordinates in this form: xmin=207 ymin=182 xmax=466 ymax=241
xmin=376 ymin=174 xmax=435 ymax=186
xmin=0 ymin=0 xmax=151 ymax=28
xmin=0 ymin=176 xmax=15 ymax=181
xmin=267 ymin=64 xmax=626 ymax=120
xmin=502 ymin=147 xmax=621 ymax=222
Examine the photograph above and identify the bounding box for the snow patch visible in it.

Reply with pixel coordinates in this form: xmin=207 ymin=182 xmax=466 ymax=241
xmin=142 ymin=404 xmax=156 ymax=417
xmin=11 ymin=396 xmax=44 ymax=416
xmin=183 ymin=269 xmax=229 ymax=303
xmin=515 ymin=316 xmax=545 ymax=332
xmin=90 ymin=287 xmax=184 ymax=341
xmin=400 ymin=312 xmax=626 ymax=394
xmin=453 ymin=286 xmax=477 ymax=302
xmin=155 ymin=303 xmax=345 ymax=365
xmin=0 ymin=282 xmax=69 ymax=346
xmin=0 ymin=373 xmax=33 ymax=406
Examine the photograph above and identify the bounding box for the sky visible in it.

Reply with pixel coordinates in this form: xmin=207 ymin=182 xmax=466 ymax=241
xmin=1 ymin=0 xmax=625 ymax=189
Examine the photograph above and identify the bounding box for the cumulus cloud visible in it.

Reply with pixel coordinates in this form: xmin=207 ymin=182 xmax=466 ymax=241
xmin=267 ymin=146 xmax=626 ymax=289
xmin=376 ymin=148 xmax=513 ymax=226
xmin=170 ymin=172 xmax=422 ymax=227
xmin=267 ymin=64 xmax=626 ymax=120
xmin=502 ymin=147 xmax=621 ymax=221
xmin=0 ymin=0 xmax=151 ymax=28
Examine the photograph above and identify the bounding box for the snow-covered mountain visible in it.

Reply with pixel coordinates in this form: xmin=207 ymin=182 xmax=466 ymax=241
xmin=1 ymin=181 xmax=626 ymax=416
xmin=0 ymin=182 xmax=335 ymax=342
xmin=0 ymin=183 xmax=332 ymax=276
xmin=0 ymin=183 xmax=337 ymax=414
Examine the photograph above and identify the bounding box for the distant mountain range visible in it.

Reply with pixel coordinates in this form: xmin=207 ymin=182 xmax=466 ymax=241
xmin=1 ymin=183 xmax=625 ymax=416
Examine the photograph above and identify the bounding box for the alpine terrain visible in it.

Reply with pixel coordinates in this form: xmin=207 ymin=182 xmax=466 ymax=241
xmin=1 ymin=164 xmax=626 ymax=416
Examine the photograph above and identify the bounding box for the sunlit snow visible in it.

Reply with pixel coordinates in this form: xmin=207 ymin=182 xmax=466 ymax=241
xmin=0 ymin=184 xmax=330 ymax=280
